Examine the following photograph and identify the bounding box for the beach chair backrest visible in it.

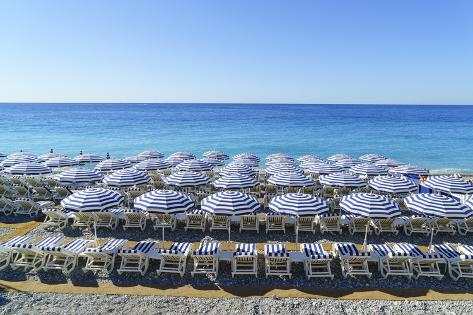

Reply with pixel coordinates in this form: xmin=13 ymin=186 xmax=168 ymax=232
xmin=242 ymin=215 xmax=256 ymax=224
xmin=298 ymin=216 xmax=314 ymax=224
xmin=100 ymin=239 xmax=128 ymax=251
xmin=264 ymin=244 xmax=288 ymax=257
xmin=33 ymin=236 xmax=64 ymax=250
xmin=194 ymin=241 xmax=219 ymax=256
xmin=63 ymin=239 xmax=94 ymax=253
xmin=433 ymin=244 xmax=459 ymax=259
xmin=370 ymin=244 xmax=395 ymax=257
xmin=161 ymin=242 xmax=191 ymax=255
xmin=234 ymin=243 xmax=257 ymax=256
xmin=0 ymin=235 xmax=33 ymax=248
xmin=212 ymin=214 xmax=229 ymax=224
xmin=394 ymin=243 xmax=422 ymax=256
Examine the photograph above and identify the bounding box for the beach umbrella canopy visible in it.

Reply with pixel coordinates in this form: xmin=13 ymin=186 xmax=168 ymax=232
xmin=164 ymin=156 xmax=186 ymax=166
xmin=213 ymin=174 xmax=258 ymax=189
xmin=266 ymin=153 xmax=293 ymax=161
xmin=404 ymin=194 xmax=473 ymax=219
xmin=340 ymin=193 xmax=401 ymax=219
xmin=297 ymin=154 xmax=321 ymax=162
xmin=103 ymin=169 xmax=151 ymax=187
xmin=124 ymin=155 xmax=147 ymax=163
xmin=134 ymin=159 xmax=172 ymax=171
xmin=269 ymin=193 xmax=329 ymax=217
xmin=268 ymin=172 xmax=315 ymax=187
xmin=1 ymin=155 xmax=38 ymax=167
xmin=134 ymin=190 xmax=195 ymax=214
xmin=359 ymin=154 xmax=385 ymax=162
xmin=8 ymin=152 xmax=37 ymax=159
xmin=422 ymin=176 xmax=473 ymax=194
xmin=169 ymin=151 xmax=195 ymax=160
xmin=327 ymin=154 xmax=353 ymax=162
xmin=368 ymin=175 xmax=418 ymax=194
xmin=43 ymin=157 xmax=79 ymax=168
xmin=203 ymin=151 xmax=229 ymax=160
xmin=266 ymin=158 xmax=295 ymax=166
xmin=202 ymin=158 xmax=225 ymax=167
xmin=349 ymin=163 xmax=388 ymax=176
xmin=61 ymin=188 xmax=124 ymax=212
xmin=38 ymin=153 xmax=66 ymax=161
xmin=232 ymin=158 xmax=259 ymax=167
xmin=335 ymin=159 xmax=363 ymax=169
xmin=465 ymin=196 xmax=473 ymax=211
xmin=94 ymin=159 xmax=131 ymax=171
xmin=137 ymin=151 xmax=164 ymax=159
xmin=163 ymin=171 xmax=210 ymax=187
xmin=233 ymin=153 xmax=260 ymax=162
xmin=389 ymin=165 xmax=430 ymax=176
xmin=0 ymin=152 xmax=7 ymax=158
xmin=74 ymin=153 xmax=104 ymax=163
xmin=54 ymin=168 xmax=103 ymax=186
xmin=201 ymin=191 xmax=260 ymax=216
xmin=175 ymin=159 xmax=213 ymax=172
xmin=5 ymin=162 xmax=52 ymax=175
xmin=306 ymin=163 xmax=343 ymax=175
xmin=265 ymin=164 xmax=304 ymax=176
xmin=375 ymin=159 xmax=404 ymax=167
xmin=220 ymin=164 xmax=256 ymax=177
xmin=319 ymin=172 xmax=366 ymax=188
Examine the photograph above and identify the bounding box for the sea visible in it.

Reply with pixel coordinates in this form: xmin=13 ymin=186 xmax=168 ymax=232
xmin=0 ymin=103 xmax=472 ymax=174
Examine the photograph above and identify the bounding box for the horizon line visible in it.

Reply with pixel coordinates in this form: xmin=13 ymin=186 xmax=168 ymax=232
xmin=0 ymin=102 xmax=472 ymax=106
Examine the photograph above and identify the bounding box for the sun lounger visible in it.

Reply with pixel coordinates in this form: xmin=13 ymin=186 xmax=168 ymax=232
xmin=0 ymin=235 xmax=34 ymax=271
xmin=296 ymin=216 xmax=316 ymax=234
xmin=318 ymin=213 xmax=342 ymax=234
xmin=209 ymin=214 xmax=230 ymax=233
xmin=13 ymin=199 xmax=51 ymax=217
xmin=122 ymin=208 xmax=148 ymax=230
xmin=70 ymin=212 xmax=96 ymax=229
xmin=265 ymin=213 xmax=285 ymax=233
xmin=82 ymin=239 xmax=128 ymax=272
xmin=403 ymin=216 xmax=430 ymax=236
xmin=348 ymin=217 xmax=371 ymax=235
xmin=433 ymin=243 xmax=473 ymax=280
xmin=191 ymin=241 xmax=220 ymax=277
xmin=117 ymin=241 xmax=157 ymax=275
xmin=42 ymin=208 xmax=70 ymax=229
xmin=157 ymin=242 xmax=191 ymax=277
xmin=40 ymin=239 xmax=95 ymax=274
xmin=185 ymin=210 xmax=207 ymax=231
xmin=430 ymin=217 xmax=456 ymax=235
xmin=334 ymin=243 xmax=372 ymax=278
xmin=0 ymin=198 xmax=16 ymax=215
xmin=371 ymin=218 xmax=398 ymax=235
xmin=456 ymin=217 xmax=473 ymax=235
xmin=301 ymin=243 xmax=334 ymax=279
xmin=264 ymin=244 xmax=291 ymax=278
xmin=240 ymin=214 xmax=259 ymax=233
xmin=232 ymin=243 xmax=258 ymax=277
xmin=152 ymin=213 xmax=177 ymax=231
xmin=94 ymin=210 xmax=121 ymax=230
xmin=369 ymin=243 xmax=412 ymax=278
xmin=393 ymin=243 xmax=444 ymax=279
xmin=10 ymin=236 xmax=64 ymax=270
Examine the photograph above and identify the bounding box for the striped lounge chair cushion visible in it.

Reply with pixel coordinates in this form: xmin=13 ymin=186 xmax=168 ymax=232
xmin=433 ymin=244 xmax=461 ymax=259
xmin=336 ymin=243 xmax=371 ymax=257
xmin=395 ymin=243 xmax=443 ymax=260
xmin=118 ymin=241 xmax=156 ymax=254
xmin=187 ymin=209 xmax=206 ymax=215
xmin=264 ymin=244 xmax=289 ymax=257
xmin=0 ymin=235 xmax=32 ymax=248
xmin=193 ymin=242 xmax=219 ymax=256
xmin=42 ymin=239 xmax=94 ymax=254
xmin=14 ymin=236 xmax=63 ymax=250
xmin=159 ymin=242 xmax=191 ymax=255
xmin=371 ymin=244 xmax=409 ymax=258
xmin=460 ymin=245 xmax=473 ymax=256
xmin=302 ymin=243 xmax=333 ymax=260
xmin=234 ymin=243 xmax=257 ymax=256
xmin=84 ymin=239 xmax=127 ymax=254
xmin=110 ymin=208 xmax=125 ymax=215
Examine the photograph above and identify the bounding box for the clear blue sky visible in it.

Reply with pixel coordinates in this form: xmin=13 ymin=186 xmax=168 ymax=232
xmin=0 ymin=0 xmax=472 ymax=104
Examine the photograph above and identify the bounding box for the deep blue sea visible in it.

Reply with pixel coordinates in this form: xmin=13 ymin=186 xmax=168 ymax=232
xmin=0 ymin=103 xmax=472 ymax=173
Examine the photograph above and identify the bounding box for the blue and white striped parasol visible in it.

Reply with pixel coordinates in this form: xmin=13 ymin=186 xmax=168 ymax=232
xmin=232 ymin=158 xmax=259 ymax=167
xmin=268 ymin=172 xmax=315 ymax=187
xmin=375 ymin=159 xmax=404 ymax=167
xmin=465 ymin=196 xmax=473 ymax=211
xmin=103 ymin=169 xmax=151 ymax=187
xmin=0 ymin=152 xmax=7 ymax=158
xmin=233 ymin=153 xmax=260 ymax=162
xmin=319 ymin=172 xmax=366 ymax=188
xmin=137 ymin=151 xmax=164 ymax=159
xmin=43 ymin=157 xmax=79 ymax=168
xmin=389 ymin=165 xmax=429 ymax=176
xmin=269 ymin=193 xmax=329 ymax=217
xmin=134 ymin=190 xmax=195 ymax=214
xmin=340 ymin=193 xmax=401 ymax=218
xmin=203 ymin=151 xmax=229 ymax=160
xmin=163 ymin=171 xmax=210 ymax=187
xmin=265 ymin=164 xmax=304 ymax=176
xmin=202 ymin=158 xmax=225 ymax=167
xmin=404 ymin=194 xmax=473 ymax=219
xmin=368 ymin=175 xmax=418 ymax=194
xmin=422 ymin=176 xmax=473 ymax=194
xmin=1 ymin=155 xmax=38 ymax=167
xmin=349 ymin=163 xmax=388 ymax=176
xmin=359 ymin=154 xmax=385 ymax=162
xmin=297 ymin=154 xmax=321 ymax=162
xmin=213 ymin=174 xmax=258 ymax=189
xmin=306 ymin=163 xmax=343 ymax=175
xmin=5 ymin=162 xmax=52 ymax=175
xmin=220 ymin=164 xmax=256 ymax=177
xmin=38 ymin=153 xmax=65 ymax=161
xmin=7 ymin=152 xmax=37 ymax=159
xmin=266 ymin=153 xmax=293 ymax=161
xmin=54 ymin=168 xmax=103 ymax=186
xmin=335 ymin=159 xmax=363 ymax=169
xmin=164 ymin=156 xmax=186 ymax=166
xmin=175 ymin=159 xmax=213 ymax=172
xmin=169 ymin=152 xmax=195 ymax=160
xmin=94 ymin=159 xmax=131 ymax=171
xmin=124 ymin=155 xmax=147 ymax=163
xmin=74 ymin=153 xmax=105 ymax=163
xmin=266 ymin=158 xmax=295 ymax=166
xmin=134 ymin=159 xmax=172 ymax=171
xmin=61 ymin=188 xmax=124 ymax=212
xmin=327 ymin=154 xmax=353 ymax=161
xmin=201 ymin=191 xmax=260 ymax=216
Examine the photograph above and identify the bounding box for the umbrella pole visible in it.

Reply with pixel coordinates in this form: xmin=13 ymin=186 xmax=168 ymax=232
xmin=363 ymin=222 xmax=369 ymax=251
xmin=228 ymin=228 xmax=231 ymax=242
xmin=162 ymin=227 xmax=165 ymax=242
xmin=428 ymin=225 xmax=434 ymax=253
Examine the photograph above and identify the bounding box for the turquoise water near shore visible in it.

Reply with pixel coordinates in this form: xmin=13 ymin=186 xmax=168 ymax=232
xmin=0 ymin=103 xmax=472 ymax=173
